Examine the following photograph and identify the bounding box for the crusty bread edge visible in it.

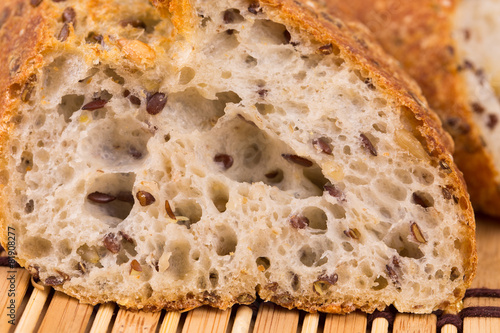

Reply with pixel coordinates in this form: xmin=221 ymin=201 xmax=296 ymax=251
xmin=0 ymin=0 xmax=476 ymax=314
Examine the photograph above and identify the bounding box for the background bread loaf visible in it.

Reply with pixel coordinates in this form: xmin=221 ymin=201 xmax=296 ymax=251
xmin=0 ymin=0 xmax=475 ymax=313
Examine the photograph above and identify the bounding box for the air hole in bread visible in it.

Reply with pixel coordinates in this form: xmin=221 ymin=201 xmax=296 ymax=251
xmin=264 ymin=168 xmax=284 ymax=184
xmin=256 ymin=103 xmax=275 ymax=115
xmin=58 ymin=239 xmax=72 ymax=256
xmin=174 ymin=199 xmax=203 ymax=228
xmin=384 ymin=227 xmax=424 ymax=260
xmin=103 ymin=67 xmax=125 ymax=85
xmin=250 ymin=20 xmax=291 ymax=45
xmin=343 ymin=145 xmax=351 ymax=155
xmin=205 ymin=31 xmax=239 ymax=56
xmin=34 ymin=114 xmax=46 ymax=128
xmin=16 ymin=151 xmax=33 ymax=175
xmin=116 ymin=251 xmax=129 ymax=265
xmin=21 ymin=236 xmax=53 ymax=258
xmin=372 ymin=275 xmax=388 ymax=290
xmin=256 ymin=257 xmax=271 ymax=271
xmin=303 ymin=165 xmax=329 ymax=193
xmin=373 ymin=122 xmax=387 ymax=133
xmin=412 ymin=191 xmax=434 ymax=208
xmin=330 ymin=204 xmax=346 ymax=219
xmin=349 ymin=159 xmax=368 ymax=174
xmin=191 ymin=250 xmax=200 ymax=261
xmin=302 ymin=207 xmax=327 ymax=231
xmin=375 ymin=178 xmax=407 ymax=201
xmin=215 ymin=224 xmax=237 ymax=256
xmin=222 ymin=8 xmax=244 ymax=24
xmin=85 ymin=173 xmax=136 ymax=226
xmin=394 ymin=169 xmax=412 ymax=184
xmin=209 ymin=270 xmax=219 ymax=287
xmin=209 ymin=182 xmax=229 ymax=213
xmin=179 ymin=67 xmax=196 ymax=85
xmin=82 ymin=118 xmax=151 ymax=168
xmin=413 ymin=167 xmax=434 ymax=185
xmin=342 ymin=242 xmax=353 ymax=252
xmin=244 ymin=55 xmax=257 ymax=67
xmin=167 ymin=240 xmax=192 ymax=279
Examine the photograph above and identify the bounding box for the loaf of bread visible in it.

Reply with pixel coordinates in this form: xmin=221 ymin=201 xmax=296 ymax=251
xmin=0 ymin=0 xmax=475 ymax=314
xmin=324 ymin=0 xmax=500 ymax=217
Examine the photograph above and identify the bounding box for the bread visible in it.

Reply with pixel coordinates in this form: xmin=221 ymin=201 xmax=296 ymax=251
xmin=324 ymin=0 xmax=500 ymax=217
xmin=0 ymin=0 xmax=475 ymax=314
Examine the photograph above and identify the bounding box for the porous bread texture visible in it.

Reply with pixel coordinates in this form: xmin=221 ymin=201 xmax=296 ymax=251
xmin=454 ymin=0 xmax=500 ymax=184
xmin=0 ymin=0 xmax=475 ymax=314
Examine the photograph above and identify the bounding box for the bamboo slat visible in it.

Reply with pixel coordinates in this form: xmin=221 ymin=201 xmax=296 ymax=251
xmin=393 ymin=314 xmax=436 ymax=333
xmin=324 ymin=311 xmax=367 ymax=333
xmin=181 ymin=307 xmax=231 ymax=333
xmin=370 ymin=317 xmax=389 ymax=333
xmin=13 ymin=286 xmax=50 ymax=333
xmin=231 ymin=306 xmax=253 ymax=333
xmin=38 ymin=291 xmax=94 ymax=333
xmin=89 ymin=303 xmax=116 ymax=333
xmin=158 ymin=311 xmax=181 ymax=333
xmin=301 ymin=313 xmax=320 ymax=333
xmin=0 ymin=268 xmax=31 ymax=333
xmin=253 ymin=303 xmax=299 ymax=333
xmin=110 ymin=308 xmax=161 ymax=333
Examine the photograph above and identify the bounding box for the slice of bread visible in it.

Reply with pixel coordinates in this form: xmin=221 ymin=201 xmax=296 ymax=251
xmin=0 ymin=0 xmax=475 ymax=314
xmin=324 ymin=0 xmax=500 ymax=217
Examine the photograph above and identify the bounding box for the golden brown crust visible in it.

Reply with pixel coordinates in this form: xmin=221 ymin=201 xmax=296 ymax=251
xmin=0 ymin=0 xmax=476 ymax=314
xmin=324 ymin=0 xmax=500 ymax=217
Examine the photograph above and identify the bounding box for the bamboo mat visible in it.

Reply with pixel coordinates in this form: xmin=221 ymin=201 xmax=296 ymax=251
xmin=0 ymin=215 xmax=498 ymax=333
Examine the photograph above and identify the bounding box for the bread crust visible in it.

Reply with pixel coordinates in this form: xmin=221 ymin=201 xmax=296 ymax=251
xmin=325 ymin=0 xmax=500 ymax=217
xmin=0 ymin=0 xmax=476 ymax=314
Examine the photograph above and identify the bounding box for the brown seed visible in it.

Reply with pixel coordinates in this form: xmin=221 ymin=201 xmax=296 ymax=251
xmin=313 ymin=273 xmax=338 ymax=295
xmin=471 ymin=102 xmax=485 ymax=114
xmin=324 ymin=184 xmax=346 ymax=201
xmin=130 ymin=259 xmax=142 ymax=273
xmin=312 ymin=138 xmax=332 ymax=155
xmin=410 ymin=222 xmax=427 ymax=243
xmin=317 ymin=272 xmax=338 ymax=285
xmin=412 ymin=192 xmax=432 ymax=208
xmin=136 ymin=191 xmax=155 ymax=206
xmin=289 ymin=215 xmax=309 ymax=229
xmin=257 ymin=89 xmax=268 ymax=98
xmin=360 ymin=134 xmax=377 ymax=156
xmin=82 ymin=98 xmax=107 ymax=111
xmin=118 ymin=231 xmax=134 ymax=243
xmin=129 ymin=95 xmax=141 ymax=106
xmin=248 ymin=2 xmax=261 ymax=14
xmin=386 ymin=265 xmax=399 ymax=284
xmin=21 ymin=74 xmax=37 ymax=102
xmin=57 ymin=23 xmax=70 ymax=42
xmin=439 ymin=160 xmax=452 ymax=173
xmin=77 ymin=262 xmax=87 ymax=274
xmin=30 ymin=0 xmax=43 ymax=7
xmin=344 ymin=228 xmax=360 ymax=239
xmin=55 ymin=270 xmax=70 ymax=281
xmin=87 ymin=191 xmax=116 ymax=203
xmin=165 ymin=200 xmax=176 ymax=220
xmin=281 ymin=154 xmax=313 ymax=167
xmin=214 ymin=153 xmax=234 ymax=170
xmin=392 ymin=256 xmax=401 ymax=268
xmin=146 ymin=92 xmax=167 ymax=115
xmin=103 ymin=233 xmax=121 ymax=253
xmin=45 ymin=276 xmax=64 ymax=286
xmin=442 ymin=187 xmax=452 ymax=200
xmin=120 ymin=19 xmax=146 ymax=29
xmin=117 ymin=191 xmax=134 ymax=204
xmin=62 ymin=7 xmax=76 ymax=25
xmin=487 ymin=114 xmax=498 ymax=130
xmin=318 ymin=43 xmax=333 ymax=55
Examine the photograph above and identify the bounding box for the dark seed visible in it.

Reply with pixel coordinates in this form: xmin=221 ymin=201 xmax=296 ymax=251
xmin=471 ymin=102 xmax=485 ymax=114
xmin=45 ymin=276 xmax=64 ymax=286
xmin=318 ymin=44 xmax=333 ymax=55
xmin=317 ymin=272 xmax=338 ymax=285
xmin=128 ymin=146 xmax=142 ymax=159
xmin=130 ymin=259 xmax=142 ymax=273
xmin=87 ymin=191 xmax=116 ymax=203
xmin=146 ymin=92 xmax=167 ymax=115
xmin=77 ymin=262 xmax=87 ymax=274
xmin=116 ymin=191 xmax=134 ymax=204
xmin=118 ymin=231 xmax=134 ymax=243
xmin=30 ymin=0 xmax=43 ymax=7
xmin=57 ymin=23 xmax=70 ymax=42
xmin=392 ymin=256 xmax=401 ymax=268
xmin=226 ymin=29 xmax=235 ymax=35
xmin=25 ymin=200 xmax=34 ymax=214
xmin=360 ymin=134 xmax=377 ymax=156
xmin=103 ymin=233 xmax=121 ymax=253
xmin=324 ymin=184 xmax=345 ymax=201
xmin=442 ymin=187 xmax=452 ymax=200
xmin=120 ymin=19 xmax=146 ymax=29
xmin=364 ymin=78 xmax=375 ymax=90
xmin=62 ymin=7 xmax=76 ymax=25
xmin=312 ymin=138 xmax=332 ymax=155
xmin=281 ymin=154 xmax=313 ymax=167
xmin=248 ymin=2 xmax=261 ymax=14
xmin=214 ymin=153 xmax=234 ymax=170
xmin=289 ymin=215 xmax=309 ymax=229
xmin=439 ymin=160 xmax=452 ymax=173
xmin=344 ymin=228 xmax=360 ymax=239
xmin=410 ymin=222 xmax=427 ymax=243
xmin=412 ymin=192 xmax=431 ymax=208
xmin=223 ymin=10 xmax=235 ymax=24
xmin=450 ymin=267 xmax=460 ymax=281
xmin=136 ymin=190 xmax=155 ymax=206
xmin=21 ymin=74 xmax=37 ymax=102
xmin=82 ymin=98 xmax=107 ymax=111
xmin=487 ymin=114 xmax=498 ymax=130
xmin=129 ymin=95 xmax=141 ymax=105
xmin=386 ymin=265 xmax=399 ymax=284
xmin=257 ymin=89 xmax=268 ymax=98
xmin=165 ymin=200 xmax=176 ymax=220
